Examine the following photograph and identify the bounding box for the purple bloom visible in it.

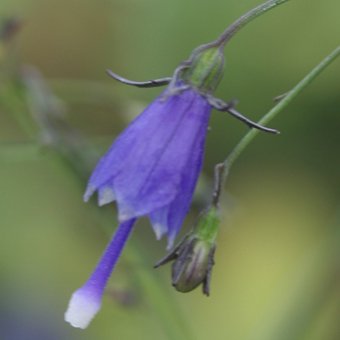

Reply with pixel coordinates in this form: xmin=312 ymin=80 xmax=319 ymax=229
xmin=85 ymin=87 xmax=211 ymax=247
xmin=64 ymin=43 xmax=275 ymax=328
xmin=65 ymin=85 xmax=212 ymax=328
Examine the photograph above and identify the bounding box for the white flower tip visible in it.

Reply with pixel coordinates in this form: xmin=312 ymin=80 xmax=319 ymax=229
xmin=83 ymin=185 xmax=95 ymax=202
xmin=166 ymin=235 xmax=176 ymax=251
xmin=64 ymin=289 xmax=101 ymax=329
xmin=98 ymin=186 xmax=116 ymax=206
xmin=118 ymin=206 xmax=135 ymax=222
xmin=152 ymin=222 xmax=167 ymax=241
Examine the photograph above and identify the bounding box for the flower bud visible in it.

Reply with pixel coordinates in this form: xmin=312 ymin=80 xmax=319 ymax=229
xmin=172 ymin=236 xmax=215 ymax=295
xmin=155 ymin=206 xmax=219 ymax=296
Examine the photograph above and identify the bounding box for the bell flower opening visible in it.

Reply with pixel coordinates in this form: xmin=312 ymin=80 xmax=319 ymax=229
xmin=84 ymin=86 xmax=211 ymax=248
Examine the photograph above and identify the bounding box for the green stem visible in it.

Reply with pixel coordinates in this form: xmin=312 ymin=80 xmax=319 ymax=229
xmin=194 ymin=0 xmax=290 ymax=53
xmin=216 ymin=0 xmax=290 ymax=48
xmin=224 ymin=45 xmax=340 ymax=174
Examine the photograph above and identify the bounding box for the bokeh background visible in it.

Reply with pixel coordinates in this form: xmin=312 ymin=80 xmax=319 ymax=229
xmin=0 ymin=0 xmax=339 ymax=339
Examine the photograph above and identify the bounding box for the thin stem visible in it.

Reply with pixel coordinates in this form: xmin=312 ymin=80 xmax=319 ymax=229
xmin=224 ymin=45 xmax=340 ymax=176
xmin=212 ymin=163 xmax=225 ymax=207
xmin=216 ymin=0 xmax=290 ymax=48
xmin=191 ymin=0 xmax=290 ymax=54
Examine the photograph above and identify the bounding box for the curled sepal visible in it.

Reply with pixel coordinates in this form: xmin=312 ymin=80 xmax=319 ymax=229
xmin=106 ymin=69 xmax=171 ymax=88
xmin=155 ymin=206 xmax=219 ymax=296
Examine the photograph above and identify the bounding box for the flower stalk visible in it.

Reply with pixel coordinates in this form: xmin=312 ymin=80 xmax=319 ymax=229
xmin=223 ymin=45 xmax=340 ymax=176
xmin=213 ymin=0 xmax=290 ymax=48
xmin=205 ymin=47 xmax=340 ymax=283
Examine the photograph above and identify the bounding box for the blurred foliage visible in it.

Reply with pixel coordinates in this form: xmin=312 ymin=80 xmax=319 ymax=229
xmin=0 ymin=1 xmax=339 ymax=340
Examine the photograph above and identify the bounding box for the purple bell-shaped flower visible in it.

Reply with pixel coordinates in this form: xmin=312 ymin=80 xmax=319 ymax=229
xmin=65 ymin=40 xmax=276 ymax=329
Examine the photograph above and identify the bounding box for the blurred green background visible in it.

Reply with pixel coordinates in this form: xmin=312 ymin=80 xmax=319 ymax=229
xmin=0 ymin=0 xmax=339 ymax=339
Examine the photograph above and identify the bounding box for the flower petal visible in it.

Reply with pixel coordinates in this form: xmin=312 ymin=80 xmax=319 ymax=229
xmin=98 ymin=185 xmax=116 ymax=206
xmin=85 ymin=88 xmax=211 ymax=221
xmin=150 ymin=94 xmax=211 ymax=248
xmin=150 ymin=207 xmax=169 ymax=240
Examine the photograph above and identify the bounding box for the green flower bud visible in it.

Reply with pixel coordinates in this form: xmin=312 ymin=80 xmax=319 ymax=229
xmin=171 ymin=236 xmax=215 ymax=295
xmin=155 ymin=206 xmax=220 ymax=296
xmin=182 ymin=47 xmax=224 ymax=94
